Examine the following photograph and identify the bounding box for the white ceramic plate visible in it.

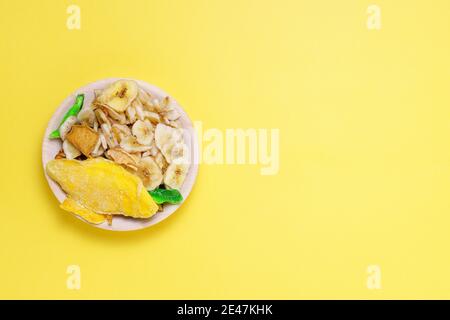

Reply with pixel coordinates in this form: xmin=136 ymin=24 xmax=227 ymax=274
xmin=42 ymin=78 xmax=199 ymax=231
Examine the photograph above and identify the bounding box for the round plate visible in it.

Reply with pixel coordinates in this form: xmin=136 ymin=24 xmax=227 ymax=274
xmin=42 ymin=78 xmax=199 ymax=231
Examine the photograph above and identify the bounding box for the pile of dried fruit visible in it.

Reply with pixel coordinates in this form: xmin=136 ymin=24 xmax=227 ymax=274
xmin=50 ymin=79 xmax=190 ymax=207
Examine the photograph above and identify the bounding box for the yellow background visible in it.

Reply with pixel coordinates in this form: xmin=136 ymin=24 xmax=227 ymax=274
xmin=0 ymin=0 xmax=449 ymax=299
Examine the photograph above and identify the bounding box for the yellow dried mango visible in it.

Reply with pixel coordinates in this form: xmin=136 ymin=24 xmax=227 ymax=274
xmin=60 ymin=197 xmax=106 ymax=224
xmin=46 ymin=158 xmax=158 ymax=221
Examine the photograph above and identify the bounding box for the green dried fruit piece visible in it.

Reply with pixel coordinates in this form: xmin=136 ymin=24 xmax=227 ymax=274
xmin=149 ymin=188 xmax=183 ymax=205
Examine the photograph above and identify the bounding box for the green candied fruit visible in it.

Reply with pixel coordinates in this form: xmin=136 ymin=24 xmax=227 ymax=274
xmin=49 ymin=94 xmax=84 ymax=139
xmin=149 ymin=188 xmax=183 ymax=205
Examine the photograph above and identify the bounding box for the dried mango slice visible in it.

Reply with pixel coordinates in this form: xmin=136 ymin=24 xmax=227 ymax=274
xmin=60 ymin=197 xmax=106 ymax=224
xmin=46 ymin=158 xmax=158 ymax=219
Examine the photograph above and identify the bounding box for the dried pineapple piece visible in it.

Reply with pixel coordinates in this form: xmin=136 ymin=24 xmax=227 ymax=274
xmin=66 ymin=124 xmax=99 ymax=156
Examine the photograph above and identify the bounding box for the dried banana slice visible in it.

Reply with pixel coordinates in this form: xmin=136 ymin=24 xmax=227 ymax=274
xmin=120 ymin=136 xmax=153 ymax=153
xmin=106 ymin=148 xmax=138 ymax=169
xmin=135 ymin=157 xmax=163 ymax=191
xmin=155 ymin=123 xmax=183 ymax=163
xmin=97 ymin=80 xmax=138 ymax=112
xmin=164 ymin=158 xmax=190 ymax=190
xmin=132 ymin=120 xmax=153 ymax=146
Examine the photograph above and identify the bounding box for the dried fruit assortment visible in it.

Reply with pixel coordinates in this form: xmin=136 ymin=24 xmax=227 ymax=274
xmin=49 ymin=80 xmax=190 ymax=222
